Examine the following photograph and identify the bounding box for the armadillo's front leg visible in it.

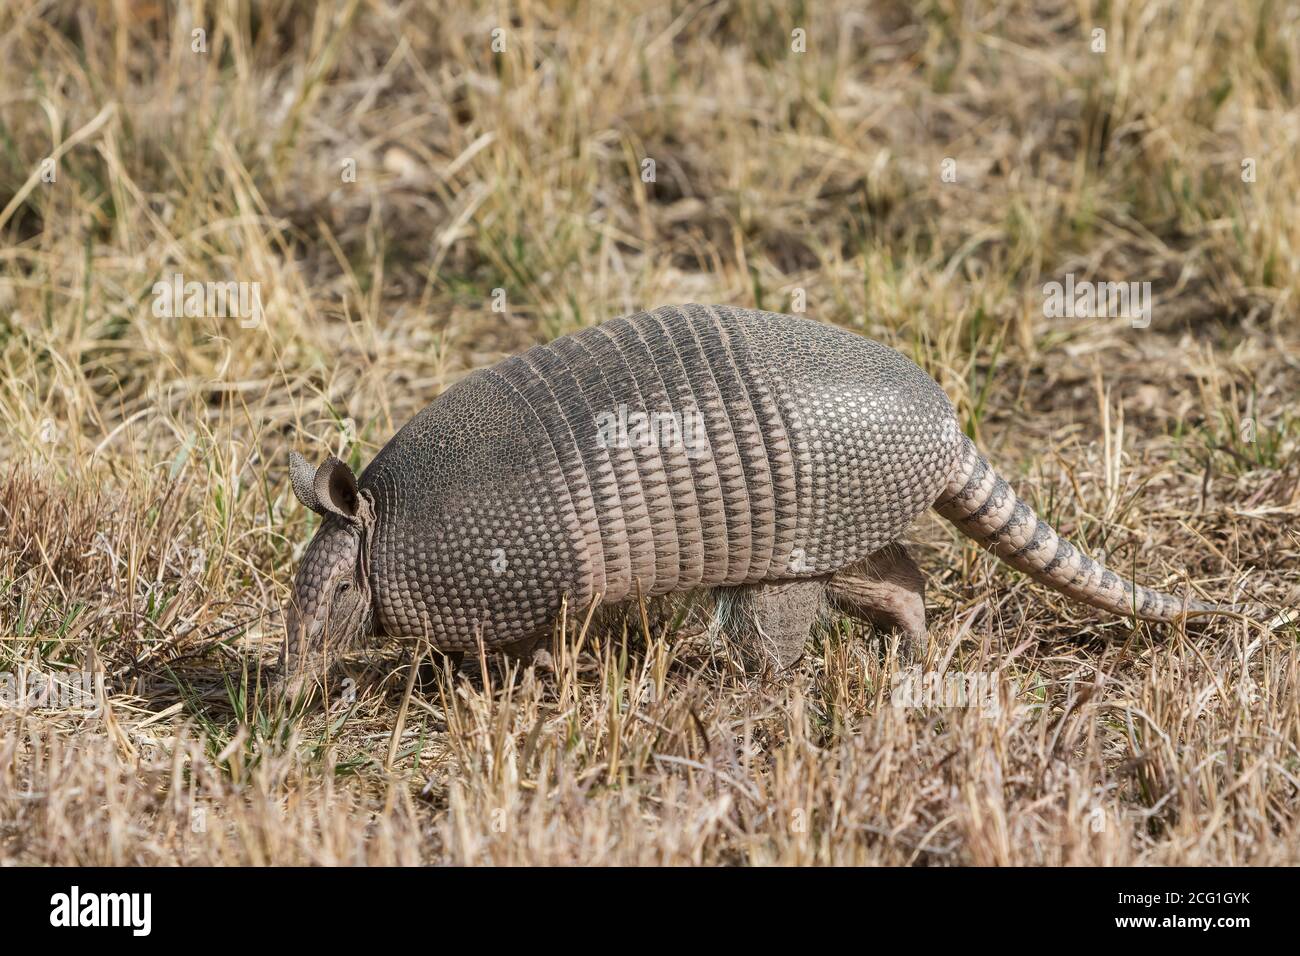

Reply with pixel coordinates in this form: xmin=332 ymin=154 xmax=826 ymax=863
xmin=500 ymin=629 xmax=550 ymax=664
xmin=829 ymin=544 xmax=929 ymax=661
xmin=714 ymin=578 xmax=830 ymax=671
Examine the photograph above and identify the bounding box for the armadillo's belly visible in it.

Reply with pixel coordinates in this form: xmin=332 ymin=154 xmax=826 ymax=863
xmin=363 ymin=304 xmax=960 ymax=650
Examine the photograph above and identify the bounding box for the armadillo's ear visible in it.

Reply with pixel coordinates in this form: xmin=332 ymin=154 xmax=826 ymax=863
xmin=312 ymin=454 xmax=360 ymax=521
xmin=289 ymin=451 xmax=324 ymax=515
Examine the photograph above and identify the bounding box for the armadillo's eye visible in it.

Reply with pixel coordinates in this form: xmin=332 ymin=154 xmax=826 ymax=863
xmin=335 ymin=581 xmax=352 ymax=597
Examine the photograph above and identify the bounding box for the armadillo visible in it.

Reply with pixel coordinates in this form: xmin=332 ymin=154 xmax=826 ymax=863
xmin=284 ymin=303 xmax=1248 ymax=680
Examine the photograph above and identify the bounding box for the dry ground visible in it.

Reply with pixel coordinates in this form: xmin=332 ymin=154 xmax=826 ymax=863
xmin=1 ymin=0 xmax=1298 ymax=865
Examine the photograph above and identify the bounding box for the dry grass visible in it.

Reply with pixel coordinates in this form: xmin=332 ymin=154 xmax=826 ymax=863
xmin=1 ymin=0 xmax=1298 ymax=865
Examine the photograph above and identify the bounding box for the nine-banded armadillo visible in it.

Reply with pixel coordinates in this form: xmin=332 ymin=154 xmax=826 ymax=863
xmin=284 ymin=303 xmax=1248 ymax=683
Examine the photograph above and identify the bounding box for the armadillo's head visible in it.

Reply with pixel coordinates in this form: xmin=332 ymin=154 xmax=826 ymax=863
xmin=282 ymin=451 xmax=376 ymax=693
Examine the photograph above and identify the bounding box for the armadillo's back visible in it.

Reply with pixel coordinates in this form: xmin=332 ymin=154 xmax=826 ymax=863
xmin=362 ymin=304 xmax=960 ymax=650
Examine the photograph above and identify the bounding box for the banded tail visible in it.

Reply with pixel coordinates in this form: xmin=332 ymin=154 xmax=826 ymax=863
xmin=935 ymin=436 xmax=1248 ymax=622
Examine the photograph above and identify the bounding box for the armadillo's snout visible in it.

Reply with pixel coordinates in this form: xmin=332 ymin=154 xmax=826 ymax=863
xmin=282 ymin=613 xmax=322 ymax=666
xmin=279 ymin=553 xmax=372 ymax=703
xmin=278 ymin=587 xmax=330 ymax=694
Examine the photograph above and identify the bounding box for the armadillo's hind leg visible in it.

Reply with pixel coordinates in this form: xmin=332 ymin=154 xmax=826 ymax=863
xmin=828 ymin=544 xmax=929 ymax=662
xmin=713 ymin=578 xmax=831 ymax=671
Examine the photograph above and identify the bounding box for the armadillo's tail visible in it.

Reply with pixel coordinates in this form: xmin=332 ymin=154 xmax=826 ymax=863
xmin=933 ymin=435 xmax=1261 ymax=624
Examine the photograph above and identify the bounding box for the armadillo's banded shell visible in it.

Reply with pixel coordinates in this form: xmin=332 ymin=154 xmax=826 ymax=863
xmin=362 ymin=304 xmax=961 ymax=650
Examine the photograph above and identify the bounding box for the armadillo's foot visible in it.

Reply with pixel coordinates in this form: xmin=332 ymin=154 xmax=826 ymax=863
xmin=417 ymin=649 xmax=464 ymax=681
xmin=713 ymin=578 xmax=830 ymax=672
xmin=829 ymin=543 xmax=929 ymax=662
xmin=500 ymin=632 xmax=549 ymax=664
